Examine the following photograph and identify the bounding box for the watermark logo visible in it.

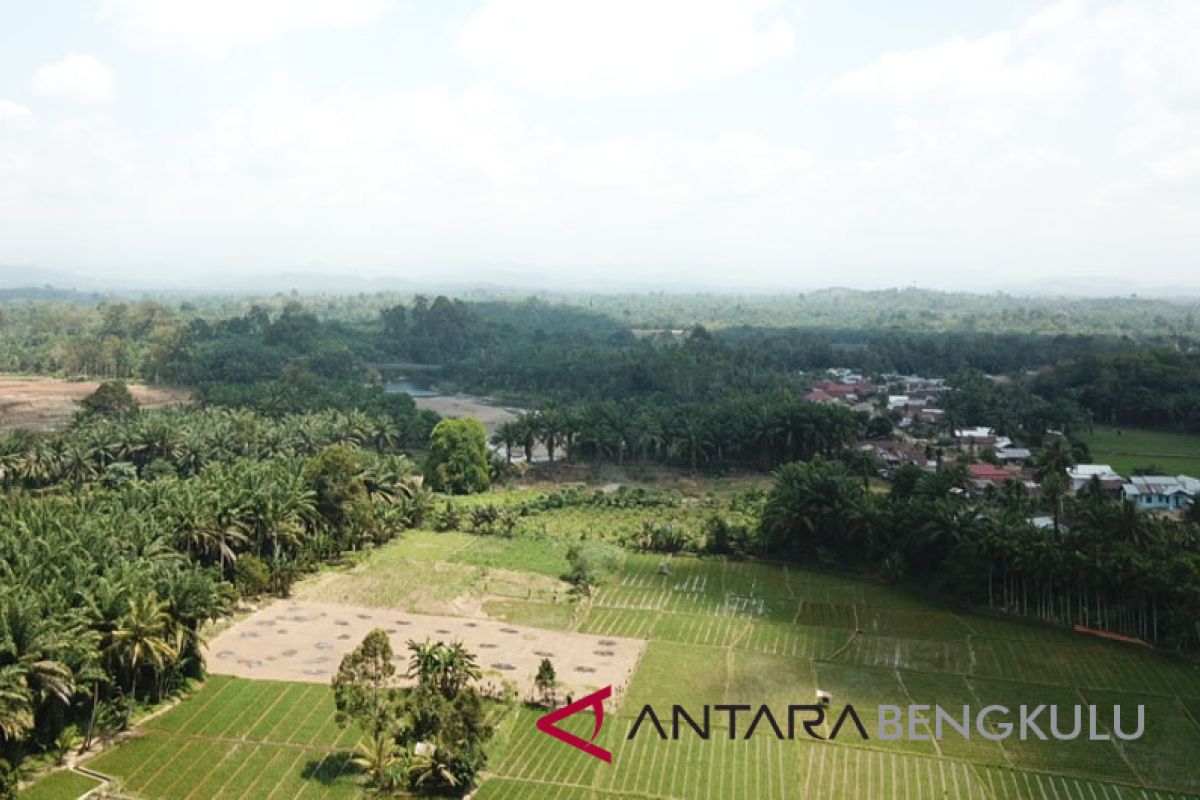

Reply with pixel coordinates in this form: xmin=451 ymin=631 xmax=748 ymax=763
xmin=536 ymin=689 xmax=1146 ymax=765
xmin=535 ymin=685 xmax=612 ymax=763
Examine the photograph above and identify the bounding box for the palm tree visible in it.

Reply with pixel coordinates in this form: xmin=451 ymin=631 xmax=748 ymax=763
xmin=1034 ymin=435 xmax=1075 ymax=482
xmin=409 ymin=745 xmax=459 ymax=790
xmin=438 ymin=642 xmax=480 ymax=699
xmin=108 ymin=594 xmax=176 ymax=702
xmin=352 ymin=730 xmax=400 ymax=793
xmin=540 ymin=408 xmax=564 ymax=462
xmin=0 ymin=599 xmax=76 ymax=716
xmin=1111 ymin=500 xmax=1148 ymax=547
xmin=491 ymin=422 xmax=518 ymax=465
xmin=406 ymin=639 xmax=442 ymax=687
xmin=0 ymin=666 xmax=33 ymax=743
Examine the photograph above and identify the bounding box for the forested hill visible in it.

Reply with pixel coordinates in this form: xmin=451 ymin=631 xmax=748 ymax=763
xmin=528 ymin=287 xmax=1200 ymax=337
xmin=2 ymin=288 xmax=1199 ymax=430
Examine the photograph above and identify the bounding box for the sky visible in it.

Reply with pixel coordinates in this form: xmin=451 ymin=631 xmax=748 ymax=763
xmin=1 ymin=0 xmax=1199 ymax=293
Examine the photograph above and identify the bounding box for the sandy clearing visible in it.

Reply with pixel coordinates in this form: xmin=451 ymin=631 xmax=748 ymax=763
xmin=412 ymin=394 xmax=523 ymax=436
xmin=205 ymin=599 xmax=643 ymax=707
xmin=0 ymin=375 xmax=190 ymax=432
xmin=412 ymin=393 xmax=552 ymax=460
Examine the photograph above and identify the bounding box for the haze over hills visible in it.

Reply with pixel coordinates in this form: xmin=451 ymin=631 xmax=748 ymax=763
xmin=3 ymin=263 xmax=1200 ymax=301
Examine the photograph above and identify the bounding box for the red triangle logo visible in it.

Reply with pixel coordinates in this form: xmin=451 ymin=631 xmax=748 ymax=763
xmin=535 ymin=685 xmax=613 ymax=763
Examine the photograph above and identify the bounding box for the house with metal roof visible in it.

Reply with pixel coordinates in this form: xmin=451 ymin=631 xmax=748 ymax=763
xmin=1121 ymin=475 xmax=1198 ymax=512
xmin=1067 ymin=464 xmax=1125 ymax=495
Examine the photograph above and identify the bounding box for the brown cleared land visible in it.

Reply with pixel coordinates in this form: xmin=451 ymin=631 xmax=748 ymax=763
xmin=0 ymin=375 xmax=190 ymax=432
xmin=205 ymin=599 xmax=644 ymax=705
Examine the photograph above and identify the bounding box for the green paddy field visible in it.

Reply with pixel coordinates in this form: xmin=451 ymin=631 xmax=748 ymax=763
xmin=25 ymin=493 xmax=1200 ymax=800
xmin=1083 ymin=426 xmax=1200 ymax=477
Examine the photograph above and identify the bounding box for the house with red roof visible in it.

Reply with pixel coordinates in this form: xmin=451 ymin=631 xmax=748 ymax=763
xmin=803 ymin=389 xmax=837 ymax=404
xmin=968 ymin=462 xmax=1019 ymax=493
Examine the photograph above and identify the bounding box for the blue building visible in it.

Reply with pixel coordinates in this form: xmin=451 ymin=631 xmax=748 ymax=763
xmin=1121 ymin=475 xmax=1198 ymax=512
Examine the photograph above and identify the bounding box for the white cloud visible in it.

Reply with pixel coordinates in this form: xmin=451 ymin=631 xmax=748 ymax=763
xmin=832 ymin=32 xmax=1074 ymax=101
xmin=0 ymin=100 xmax=34 ymax=122
xmin=101 ymin=0 xmax=392 ymax=56
xmin=32 ymin=54 xmax=114 ymax=103
xmin=831 ymin=0 xmax=1200 ymax=107
xmin=458 ymin=0 xmax=795 ymax=93
xmin=1152 ymin=148 xmax=1200 ymax=185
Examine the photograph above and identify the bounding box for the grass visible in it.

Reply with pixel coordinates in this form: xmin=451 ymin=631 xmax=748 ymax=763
xmin=296 ymin=529 xmax=571 ymax=611
xmin=1083 ymin=425 xmax=1200 ymax=476
xmin=19 ymin=770 xmax=100 ymax=800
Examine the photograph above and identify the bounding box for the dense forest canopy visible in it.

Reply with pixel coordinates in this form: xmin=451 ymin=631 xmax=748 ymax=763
xmin=3 ymin=287 xmax=1198 ymax=433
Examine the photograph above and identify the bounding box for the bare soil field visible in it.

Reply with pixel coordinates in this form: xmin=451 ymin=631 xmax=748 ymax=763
xmin=205 ymin=599 xmax=644 ymax=705
xmin=413 ymin=394 xmax=523 ymax=435
xmin=0 ymin=375 xmax=190 ymax=432
xmin=413 ymin=393 xmax=549 ymax=459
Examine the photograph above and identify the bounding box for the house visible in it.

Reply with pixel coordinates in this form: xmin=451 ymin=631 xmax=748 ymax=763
xmin=1029 ymin=515 xmax=1066 ymax=531
xmin=955 ymin=427 xmax=997 ymax=453
xmin=967 ymin=463 xmax=1025 ymax=497
xmin=917 ymin=408 xmax=945 ymax=425
xmin=887 ymin=395 xmax=910 ymax=411
xmin=1121 ymin=475 xmax=1198 ymax=512
xmin=997 ymin=447 xmax=1032 ymax=464
xmin=1067 ymin=464 xmax=1126 ymax=498
xmin=866 ymin=442 xmax=929 ymax=473
xmin=882 ymin=374 xmax=948 ymax=394
xmin=812 ymin=380 xmax=861 ymax=400
xmin=968 ymin=462 xmax=1018 ymax=490
xmin=804 ymin=389 xmax=837 ymax=404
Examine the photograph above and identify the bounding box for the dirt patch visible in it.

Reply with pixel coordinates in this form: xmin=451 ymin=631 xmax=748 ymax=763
xmin=205 ymin=599 xmax=643 ymax=705
xmin=0 ymin=375 xmax=190 ymax=432
xmin=413 ymin=395 xmax=523 ymax=437
xmin=412 ymin=393 xmax=551 ymax=460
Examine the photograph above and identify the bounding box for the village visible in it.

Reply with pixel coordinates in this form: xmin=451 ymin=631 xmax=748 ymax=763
xmin=804 ymin=369 xmax=1199 ymax=523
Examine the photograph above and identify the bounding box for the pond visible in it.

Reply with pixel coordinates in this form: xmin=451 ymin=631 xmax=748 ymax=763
xmin=384 ymin=378 xmax=442 ymax=398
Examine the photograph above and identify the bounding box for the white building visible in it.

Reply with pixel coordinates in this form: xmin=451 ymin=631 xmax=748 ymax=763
xmin=1067 ymin=464 xmax=1125 ymax=494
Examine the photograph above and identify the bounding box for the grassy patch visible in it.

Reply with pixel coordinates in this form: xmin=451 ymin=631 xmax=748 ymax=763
xmin=1083 ymin=425 xmax=1200 ymax=476
xmin=19 ymin=770 xmax=101 ymax=800
xmin=483 ymin=598 xmax=577 ymax=630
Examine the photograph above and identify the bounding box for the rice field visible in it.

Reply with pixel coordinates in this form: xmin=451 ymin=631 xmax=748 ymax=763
xmin=480 ymin=550 xmax=1200 ymax=798
xmin=78 ymin=676 xmax=363 ymax=800
xmin=18 ymin=770 xmax=100 ymax=800
xmin=28 ymin=517 xmax=1200 ymax=800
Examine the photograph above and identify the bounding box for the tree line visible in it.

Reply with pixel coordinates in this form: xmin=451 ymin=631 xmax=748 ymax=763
xmin=492 ymin=394 xmax=863 ymax=470
xmin=759 ymin=458 xmax=1200 ymax=650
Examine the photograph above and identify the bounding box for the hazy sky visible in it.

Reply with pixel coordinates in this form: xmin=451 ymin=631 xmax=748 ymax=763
xmin=1 ymin=1 xmax=1199 ymax=291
